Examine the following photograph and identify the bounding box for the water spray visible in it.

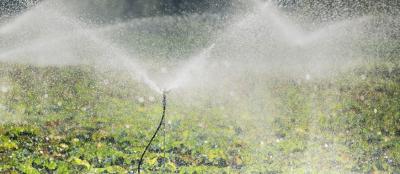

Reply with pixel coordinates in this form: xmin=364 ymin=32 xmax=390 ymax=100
xmin=138 ymin=89 xmax=169 ymax=173
xmin=136 ymin=43 xmax=215 ymax=173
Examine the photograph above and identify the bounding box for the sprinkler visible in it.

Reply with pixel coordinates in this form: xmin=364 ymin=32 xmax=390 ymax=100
xmin=138 ymin=89 xmax=169 ymax=173
xmin=136 ymin=43 xmax=213 ymax=173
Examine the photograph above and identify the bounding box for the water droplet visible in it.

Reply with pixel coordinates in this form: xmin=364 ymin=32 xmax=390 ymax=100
xmin=0 ymin=104 xmax=6 ymax=110
xmin=137 ymin=97 xmax=145 ymax=103
xmin=305 ymin=74 xmax=311 ymax=80
xmin=0 ymin=86 xmax=9 ymax=93
xmin=103 ymin=79 xmax=109 ymax=85
xmin=361 ymin=74 xmax=367 ymax=80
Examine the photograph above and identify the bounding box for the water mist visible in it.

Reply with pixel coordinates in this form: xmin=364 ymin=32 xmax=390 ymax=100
xmin=0 ymin=0 xmax=397 ymax=173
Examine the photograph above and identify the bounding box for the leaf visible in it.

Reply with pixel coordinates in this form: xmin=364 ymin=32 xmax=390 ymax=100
xmin=0 ymin=140 xmax=18 ymax=151
xmin=18 ymin=161 xmax=40 ymax=174
xmin=56 ymin=162 xmax=70 ymax=174
xmin=148 ymin=157 xmax=158 ymax=166
xmin=45 ymin=160 xmax=57 ymax=170
xmin=166 ymin=161 xmax=177 ymax=172
xmin=70 ymin=157 xmax=91 ymax=169
xmin=105 ymin=166 xmax=127 ymax=173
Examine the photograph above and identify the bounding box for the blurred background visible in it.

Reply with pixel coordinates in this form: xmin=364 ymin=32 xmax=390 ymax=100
xmin=1 ymin=0 xmax=399 ymax=19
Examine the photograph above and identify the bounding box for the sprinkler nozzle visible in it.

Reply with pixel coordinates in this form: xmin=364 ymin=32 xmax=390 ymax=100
xmin=161 ymin=89 xmax=171 ymax=94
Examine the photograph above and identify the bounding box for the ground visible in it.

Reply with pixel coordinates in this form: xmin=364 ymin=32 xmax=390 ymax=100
xmin=0 ymin=58 xmax=399 ymax=173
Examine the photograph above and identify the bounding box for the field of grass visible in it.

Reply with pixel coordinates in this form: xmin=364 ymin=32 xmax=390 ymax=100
xmin=0 ymin=56 xmax=399 ymax=173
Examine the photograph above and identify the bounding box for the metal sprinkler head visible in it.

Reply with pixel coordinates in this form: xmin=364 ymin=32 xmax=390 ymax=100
xmin=161 ymin=88 xmax=170 ymax=95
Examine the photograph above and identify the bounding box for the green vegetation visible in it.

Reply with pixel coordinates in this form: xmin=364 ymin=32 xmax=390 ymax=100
xmin=0 ymin=59 xmax=399 ymax=173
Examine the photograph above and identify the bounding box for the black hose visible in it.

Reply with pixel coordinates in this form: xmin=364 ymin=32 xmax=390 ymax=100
xmin=138 ymin=92 xmax=167 ymax=173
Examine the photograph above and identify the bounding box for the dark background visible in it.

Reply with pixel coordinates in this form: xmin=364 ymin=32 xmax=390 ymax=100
xmin=0 ymin=0 xmax=399 ymax=20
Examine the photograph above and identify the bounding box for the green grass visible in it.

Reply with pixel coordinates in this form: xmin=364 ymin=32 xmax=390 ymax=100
xmin=0 ymin=59 xmax=399 ymax=173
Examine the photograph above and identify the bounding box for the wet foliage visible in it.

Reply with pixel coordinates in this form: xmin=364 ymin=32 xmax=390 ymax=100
xmin=0 ymin=64 xmax=242 ymax=173
xmin=0 ymin=58 xmax=399 ymax=173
